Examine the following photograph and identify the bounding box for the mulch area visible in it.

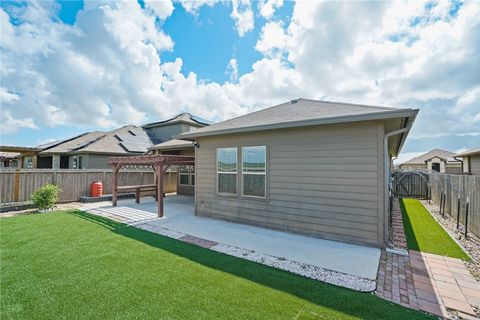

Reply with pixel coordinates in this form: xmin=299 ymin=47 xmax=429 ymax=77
xmin=0 ymin=202 xmax=82 ymax=218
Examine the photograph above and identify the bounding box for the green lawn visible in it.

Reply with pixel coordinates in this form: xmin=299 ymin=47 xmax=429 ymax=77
xmin=0 ymin=211 xmax=433 ymax=320
xmin=400 ymin=198 xmax=470 ymax=260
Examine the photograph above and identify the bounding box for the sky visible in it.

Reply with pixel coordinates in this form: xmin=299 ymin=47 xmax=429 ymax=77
xmin=0 ymin=0 xmax=479 ymax=163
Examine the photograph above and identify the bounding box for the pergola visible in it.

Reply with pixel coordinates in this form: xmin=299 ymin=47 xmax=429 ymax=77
xmin=107 ymin=154 xmax=195 ymax=218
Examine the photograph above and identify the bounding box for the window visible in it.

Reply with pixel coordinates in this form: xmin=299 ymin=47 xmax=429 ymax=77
xmin=78 ymin=156 xmax=83 ymax=169
xmin=242 ymin=146 xmax=266 ymax=198
xmin=179 ymin=165 xmax=190 ymax=185
xmin=217 ymin=147 xmax=237 ymax=194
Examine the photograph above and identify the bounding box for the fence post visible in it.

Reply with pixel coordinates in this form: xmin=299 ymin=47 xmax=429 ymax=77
xmin=439 ymin=190 xmax=443 ymax=215
xmin=456 ymin=195 xmax=461 ymax=230
xmin=13 ymin=169 xmax=20 ymax=202
xmin=465 ymin=197 xmax=469 ymax=239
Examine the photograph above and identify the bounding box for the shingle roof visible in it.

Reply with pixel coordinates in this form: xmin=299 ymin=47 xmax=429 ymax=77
xmin=148 ymin=139 xmax=194 ymax=151
xmin=40 ymin=131 xmax=106 ymax=154
xmin=401 ymin=149 xmax=460 ymax=165
xmin=143 ymin=112 xmax=211 ymax=129
xmin=455 ymin=147 xmax=480 ymax=157
xmin=40 ymin=126 xmax=160 ymax=155
xmin=177 ymin=98 xmax=418 ymax=139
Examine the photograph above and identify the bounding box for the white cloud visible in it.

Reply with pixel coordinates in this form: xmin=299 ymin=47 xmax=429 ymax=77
xmin=144 ymin=0 xmax=174 ymax=20
xmin=258 ymin=0 xmax=283 ymax=19
xmin=231 ymin=0 xmax=254 ymax=37
xmin=255 ymin=21 xmax=288 ymax=57
xmin=226 ymin=58 xmax=239 ymax=83
xmin=1 ymin=0 xmax=479 ymax=154
xmin=178 ymin=0 xmax=219 ymax=14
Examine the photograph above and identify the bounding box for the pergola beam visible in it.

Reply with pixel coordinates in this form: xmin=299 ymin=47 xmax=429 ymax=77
xmin=108 ymin=154 xmax=195 ymax=218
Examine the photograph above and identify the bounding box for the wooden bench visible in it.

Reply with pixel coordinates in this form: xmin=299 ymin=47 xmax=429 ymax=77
xmin=116 ymin=184 xmax=158 ymax=204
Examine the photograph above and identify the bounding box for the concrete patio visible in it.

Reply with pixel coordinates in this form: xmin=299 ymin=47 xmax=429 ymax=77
xmin=81 ymin=195 xmax=381 ymax=284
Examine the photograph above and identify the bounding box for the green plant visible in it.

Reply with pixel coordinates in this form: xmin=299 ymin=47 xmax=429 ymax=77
xmin=31 ymin=184 xmax=61 ymax=211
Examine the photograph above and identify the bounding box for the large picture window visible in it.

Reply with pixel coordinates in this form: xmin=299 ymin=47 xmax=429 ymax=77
xmin=217 ymin=147 xmax=237 ymax=194
xmin=242 ymin=146 xmax=266 ymax=198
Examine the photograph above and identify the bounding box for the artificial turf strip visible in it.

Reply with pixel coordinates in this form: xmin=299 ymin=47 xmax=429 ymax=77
xmin=1 ymin=211 xmax=433 ymax=320
xmin=400 ymin=198 xmax=470 ymax=261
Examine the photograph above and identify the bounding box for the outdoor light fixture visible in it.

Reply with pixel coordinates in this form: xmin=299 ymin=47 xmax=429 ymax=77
xmin=193 ymin=141 xmax=200 ymax=148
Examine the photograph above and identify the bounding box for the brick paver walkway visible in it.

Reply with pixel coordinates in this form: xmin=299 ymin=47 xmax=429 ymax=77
xmin=377 ymin=198 xmax=480 ymax=319
xmin=376 ymin=251 xmax=418 ymax=309
xmin=410 ymin=251 xmax=478 ymax=318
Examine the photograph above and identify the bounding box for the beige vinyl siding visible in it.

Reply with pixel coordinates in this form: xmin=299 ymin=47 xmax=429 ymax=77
xmin=88 ymin=154 xmax=111 ymax=169
xmin=470 ymin=155 xmax=480 ymax=175
xmin=195 ymin=121 xmax=385 ymax=247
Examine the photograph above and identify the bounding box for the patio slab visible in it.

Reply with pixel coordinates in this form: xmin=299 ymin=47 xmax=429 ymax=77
xmin=81 ymin=195 xmax=381 ymax=281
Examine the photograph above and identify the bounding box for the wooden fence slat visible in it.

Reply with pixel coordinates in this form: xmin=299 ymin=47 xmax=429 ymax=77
xmin=0 ymin=169 xmax=178 ymax=204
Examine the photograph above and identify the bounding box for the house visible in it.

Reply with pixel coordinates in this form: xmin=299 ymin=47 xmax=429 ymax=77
xmin=398 ymin=149 xmax=462 ymax=173
xmin=169 ymin=98 xmax=418 ymax=248
xmin=9 ymin=112 xmax=210 ymax=169
xmin=456 ymin=147 xmax=480 ymax=175
xmin=0 ymin=146 xmax=42 ymax=168
xmin=0 ymin=152 xmax=20 ymax=168
xmin=36 ymin=125 xmax=160 ymax=169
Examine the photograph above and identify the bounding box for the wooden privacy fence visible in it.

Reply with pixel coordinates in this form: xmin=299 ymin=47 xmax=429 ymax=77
xmin=429 ymin=172 xmax=480 ymax=238
xmin=0 ymin=169 xmax=177 ymax=204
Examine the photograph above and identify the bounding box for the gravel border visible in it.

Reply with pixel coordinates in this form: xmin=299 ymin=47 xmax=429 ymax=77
xmin=421 ymin=200 xmax=480 ymax=282
xmin=211 ymin=243 xmax=376 ymax=292
xmin=86 ymin=209 xmax=376 ymax=292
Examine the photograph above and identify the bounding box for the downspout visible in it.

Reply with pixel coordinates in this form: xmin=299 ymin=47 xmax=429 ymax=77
xmin=453 ymin=156 xmax=464 ymax=173
xmin=383 ymin=122 xmax=412 ymax=247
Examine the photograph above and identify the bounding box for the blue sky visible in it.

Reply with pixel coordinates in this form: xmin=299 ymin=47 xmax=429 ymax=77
xmin=1 ymin=0 xmax=479 ymax=162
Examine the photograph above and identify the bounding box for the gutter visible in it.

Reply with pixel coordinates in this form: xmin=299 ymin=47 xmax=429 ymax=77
xmin=383 ymin=120 xmax=413 ymax=246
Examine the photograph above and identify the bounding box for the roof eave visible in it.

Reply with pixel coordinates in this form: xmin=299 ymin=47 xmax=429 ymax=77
xmin=392 ymin=110 xmax=419 ymax=157
xmin=176 ymin=109 xmax=420 ymax=139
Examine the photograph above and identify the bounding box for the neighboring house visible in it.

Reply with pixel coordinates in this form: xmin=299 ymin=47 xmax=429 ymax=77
xmin=398 ymin=149 xmax=462 ymax=173
xmin=172 ymin=98 xmax=419 ymax=248
xmin=143 ymin=112 xmax=210 ymax=141
xmin=37 ymin=126 xmax=159 ymax=169
xmin=456 ymin=147 xmax=480 ymax=175
xmin=0 ymin=146 xmax=42 ymax=168
xmin=0 ymin=152 xmax=20 ymax=168
xmin=7 ymin=112 xmax=210 ymax=170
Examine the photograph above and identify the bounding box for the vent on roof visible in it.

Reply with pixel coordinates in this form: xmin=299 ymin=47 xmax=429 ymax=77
xmin=290 ymin=98 xmax=300 ymax=104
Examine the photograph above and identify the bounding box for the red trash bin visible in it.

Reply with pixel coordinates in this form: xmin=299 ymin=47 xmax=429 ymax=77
xmin=90 ymin=181 xmax=103 ymax=197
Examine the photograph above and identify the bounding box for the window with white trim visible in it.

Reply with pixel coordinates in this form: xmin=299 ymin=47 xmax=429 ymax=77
xmin=217 ymin=147 xmax=237 ymax=194
xmin=179 ymin=165 xmax=190 ymax=185
xmin=242 ymin=146 xmax=266 ymax=198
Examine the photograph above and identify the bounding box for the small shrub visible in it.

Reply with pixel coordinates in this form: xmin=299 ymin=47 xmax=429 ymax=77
xmin=31 ymin=184 xmax=61 ymax=211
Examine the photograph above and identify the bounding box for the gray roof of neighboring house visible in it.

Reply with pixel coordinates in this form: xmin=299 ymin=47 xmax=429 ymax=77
xmin=177 ymin=98 xmax=418 ymax=139
xmin=455 ymin=147 xmax=480 ymax=157
xmin=401 ymin=149 xmax=460 ymax=165
xmin=143 ymin=112 xmax=211 ymax=129
xmin=148 ymin=139 xmax=194 ymax=151
xmin=0 ymin=152 xmax=20 ymax=159
xmin=40 ymin=126 xmax=160 ymax=155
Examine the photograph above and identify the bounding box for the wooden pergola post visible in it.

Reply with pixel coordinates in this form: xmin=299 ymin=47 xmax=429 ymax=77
xmin=157 ymin=165 xmax=164 ymax=218
xmin=112 ymin=163 xmax=120 ymax=206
